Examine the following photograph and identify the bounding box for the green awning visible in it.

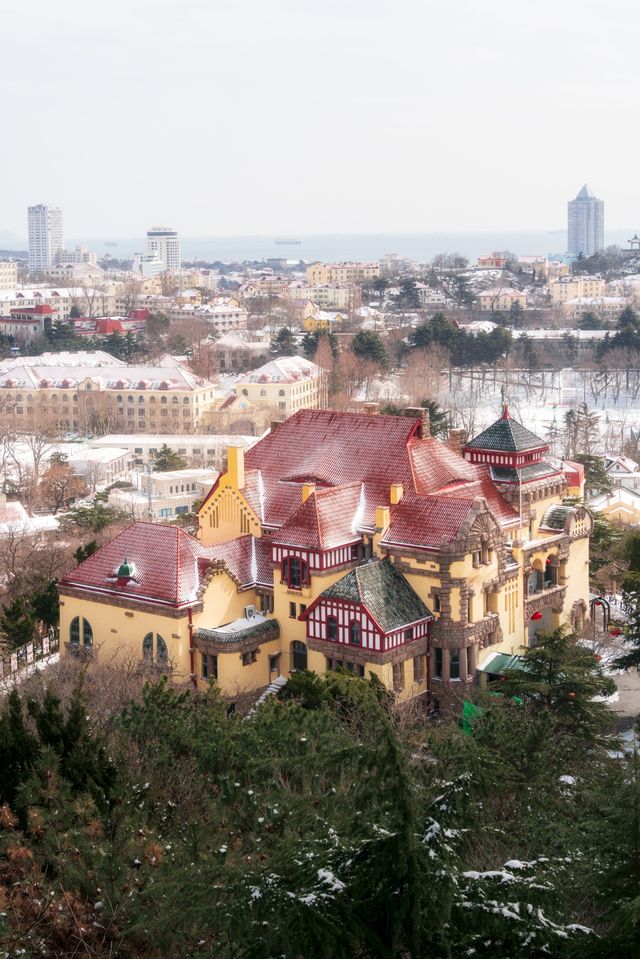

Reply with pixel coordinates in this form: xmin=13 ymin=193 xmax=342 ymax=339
xmin=477 ymin=652 xmax=528 ymax=675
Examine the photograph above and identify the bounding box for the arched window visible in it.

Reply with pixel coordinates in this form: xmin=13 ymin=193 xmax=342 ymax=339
xmin=349 ymin=621 xmax=361 ymax=646
xmin=161 ymin=396 xmax=167 ymax=404
xmin=260 ymin=389 xmax=267 ymax=397
xmin=143 ymin=632 xmax=153 ymax=660
xmin=83 ymin=619 xmax=93 ymax=647
xmin=291 ymin=641 xmax=307 ymax=671
xmin=143 ymin=632 xmax=168 ymax=665
xmin=279 ymin=389 xmax=285 ymax=397
xmin=70 ymin=616 xmax=80 ymax=645
xmin=327 ymin=616 xmax=338 ymax=641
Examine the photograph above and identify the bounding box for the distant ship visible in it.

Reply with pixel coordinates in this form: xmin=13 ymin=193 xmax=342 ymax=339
xmin=275 ymin=237 xmax=302 ymax=245
xmin=105 ymin=241 xmax=119 ymax=247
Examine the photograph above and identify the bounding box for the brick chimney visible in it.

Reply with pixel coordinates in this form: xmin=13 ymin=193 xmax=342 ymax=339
xmin=227 ymin=445 xmax=245 ymax=489
xmin=404 ymin=406 xmax=430 ymax=438
xmin=363 ymin=402 xmax=379 ymax=416
xmin=448 ymin=428 xmax=469 ymax=456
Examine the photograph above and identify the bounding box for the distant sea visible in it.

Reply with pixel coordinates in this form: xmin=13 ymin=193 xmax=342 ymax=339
xmin=59 ymin=228 xmax=637 ymax=264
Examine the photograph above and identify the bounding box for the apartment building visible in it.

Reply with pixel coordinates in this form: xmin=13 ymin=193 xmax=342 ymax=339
xmin=306 ymin=262 xmax=380 ymax=285
xmin=108 ymin=468 xmax=217 ymax=520
xmin=28 ymin=204 xmax=64 ymax=273
xmin=0 ymin=262 xmax=18 ymax=290
xmin=550 ymin=275 xmax=606 ymax=304
xmin=0 ymin=358 xmax=218 ymax=434
xmin=89 ymin=433 xmax=258 ymax=471
xmin=476 ymin=288 xmax=527 ymax=311
xmin=235 ymin=356 xmax=325 ymax=418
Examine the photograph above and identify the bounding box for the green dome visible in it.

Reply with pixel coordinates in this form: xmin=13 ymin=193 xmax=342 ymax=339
xmin=117 ymin=557 xmax=134 ymax=579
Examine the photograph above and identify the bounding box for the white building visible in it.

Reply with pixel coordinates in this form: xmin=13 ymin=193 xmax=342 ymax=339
xmin=0 ymin=262 xmax=18 ymax=290
xmin=132 ymin=252 xmax=164 ymax=277
xmin=89 ymin=433 xmax=259 ymax=471
xmin=567 ymin=184 xmax=604 ymax=259
xmin=28 ymin=204 xmax=64 ymax=273
xmin=108 ymin=468 xmax=216 ymax=520
xmin=146 ymin=226 xmax=181 ymax=271
xmin=55 ymin=245 xmax=98 ymax=267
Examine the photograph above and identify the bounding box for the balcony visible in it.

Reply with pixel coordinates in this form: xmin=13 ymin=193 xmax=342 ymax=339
xmin=524 ymin=585 xmax=567 ymax=616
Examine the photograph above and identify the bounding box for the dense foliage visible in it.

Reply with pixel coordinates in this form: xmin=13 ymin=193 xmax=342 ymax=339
xmin=0 ymin=633 xmax=637 ymax=958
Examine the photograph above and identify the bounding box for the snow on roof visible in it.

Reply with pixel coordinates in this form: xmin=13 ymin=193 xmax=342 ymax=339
xmin=0 ymin=361 xmax=213 ymax=391
xmin=237 ymin=355 xmax=320 ymax=384
xmin=1 ymin=351 xmax=125 ymax=369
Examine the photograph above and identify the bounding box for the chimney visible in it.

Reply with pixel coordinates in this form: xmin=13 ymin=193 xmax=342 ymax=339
xmin=302 ymin=482 xmax=316 ymax=503
xmin=448 ymin=428 xmax=469 ymax=456
xmin=227 ymin=445 xmax=245 ymax=490
xmin=363 ymin=402 xmax=379 ymax=416
xmin=390 ymin=483 xmax=403 ymax=505
xmin=270 ymin=420 xmax=284 ymax=433
xmin=375 ymin=505 xmax=390 ymax=531
xmin=404 ymin=406 xmax=430 ymax=438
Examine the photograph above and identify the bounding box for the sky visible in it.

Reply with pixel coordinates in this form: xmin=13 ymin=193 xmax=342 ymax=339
xmin=3 ymin=0 xmax=639 ymax=239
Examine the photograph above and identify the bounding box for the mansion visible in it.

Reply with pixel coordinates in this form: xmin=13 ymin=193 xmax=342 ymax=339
xmin=59 ymin=407 xmax=591 ymax=712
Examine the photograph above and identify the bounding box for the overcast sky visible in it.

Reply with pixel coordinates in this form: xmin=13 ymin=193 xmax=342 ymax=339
xmin=3 ymin=0 xmax=638 ymax=238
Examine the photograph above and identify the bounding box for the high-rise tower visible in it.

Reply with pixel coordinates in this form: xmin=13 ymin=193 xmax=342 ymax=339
xmin=567 ymin=184 xmax=604 ymax=258
xmin=27 ymin=204 xmax=64 ymax=273
xmin=146 ymin=226 xmax=180 ymax=271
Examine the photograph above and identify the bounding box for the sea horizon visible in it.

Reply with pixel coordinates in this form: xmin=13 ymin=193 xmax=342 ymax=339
xmin=4 ymin=227 xmax=637 ymax=264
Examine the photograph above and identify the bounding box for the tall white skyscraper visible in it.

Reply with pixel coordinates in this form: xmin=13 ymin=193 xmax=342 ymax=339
xmin=146 ymin=226 xmax=181 ymax=270
xmin=567 ymin=184 xmax=604 ymax=258
xmin=27 ymin=204 xmax=64 ymax=274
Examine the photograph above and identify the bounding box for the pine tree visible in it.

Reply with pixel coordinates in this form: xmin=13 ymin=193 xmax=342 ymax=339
xmin=0 ymin=597 xmax=35 ymax=649
xmin=153 ymin=444 xmax=186 ymax=472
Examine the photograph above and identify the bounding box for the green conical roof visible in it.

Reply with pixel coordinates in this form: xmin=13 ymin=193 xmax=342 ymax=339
xmin=466 ymin=406 xmax=547 ymax=453
xmin=117 ymin=557 xmax=134 ymax=578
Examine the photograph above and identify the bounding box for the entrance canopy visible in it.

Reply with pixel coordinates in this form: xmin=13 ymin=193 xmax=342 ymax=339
xmin=477 ymin=650 xmax=529 ymax=675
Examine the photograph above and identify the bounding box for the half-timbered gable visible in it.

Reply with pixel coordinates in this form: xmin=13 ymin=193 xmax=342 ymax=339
xmin=301 ymin=559 xmax=433 ymax=656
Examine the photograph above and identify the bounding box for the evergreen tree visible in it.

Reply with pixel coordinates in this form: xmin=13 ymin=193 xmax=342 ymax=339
xmin=271 ymin=327 xmax=297 ymax=356
xmin=73 ymin=540 xmax=99 ymax=564
xmin=350 ymin=330 xmax=389 ymax=369
xmin=0 ymin=597 xmax=35 ymax=649
xmin=574 ymin=453 xmax=613 ymax=496
xmin=153 ymin=443 xmax=186 ymax=471
xmin=498 ymin=628 xmax=615 ymax=744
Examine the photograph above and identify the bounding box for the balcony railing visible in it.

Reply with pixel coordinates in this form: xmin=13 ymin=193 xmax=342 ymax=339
xmin=524 ymin=585 xmax=567 ymax=616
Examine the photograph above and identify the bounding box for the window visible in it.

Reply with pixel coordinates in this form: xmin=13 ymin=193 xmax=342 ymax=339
xmin=291 ymin=641 xmax=307 ymax=671
xmin=201 ymin=652 xmax=217 ymax=680
xmin=143 ymin=632 xmax=168 ymax=665
xmin=349 ymin=621 xmax=361 ymax=645
xmin=327 ymin=615 xmax=338 ymax=641
xmin=404 ymin=627 xmax=413 ymax=643
xmin=467 ymin=597 xmax=473 ymax=623
xmin=413 ymin=656 xmax=424 ymax=682
xmin=450 ymin=649 xmax=460 ymax=680
xmin=300 ymin=603 xmax=307 ymax=615
xmin=70 ymin=616 xmax=92 ymax=647
xmin=289 ymin=601 xmax=297 ymax=618
xmin=433 ymin=647 xmax=443 ymax=678
xmin=282 ymin=555 xmax=308 ymax=588
xmin=393 ymin=662 xmax=404 ymax=692
xmin=278 ymin=389 xmax=285 ymax=396
xmin=242 ymin=649 xmax=258 ymax=666
xmin=268 ymin=653 xmax=280 ymax=673
xmin=432 ymin=591 xmax=441 ymax=613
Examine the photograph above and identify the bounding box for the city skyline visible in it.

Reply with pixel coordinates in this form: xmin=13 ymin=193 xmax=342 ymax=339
xmin=3 ymin=0 xmax=640 ymax=238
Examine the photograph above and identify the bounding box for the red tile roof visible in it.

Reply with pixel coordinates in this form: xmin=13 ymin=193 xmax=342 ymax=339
xmin=209 ymin=534 xmax=273 ymax=588
xmin=61 ymin=523 xmax=219 ymax=608
xmin=272 ymin=483 xmax=363 ymax=550
xmin=60 ymin=523 xmax=272 ymax=607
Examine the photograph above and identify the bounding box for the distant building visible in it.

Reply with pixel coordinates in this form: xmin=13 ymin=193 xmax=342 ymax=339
xmin=476 ymin=253 xmax=508 ymax=269
xmin=306 ymin=262 xmax=380 ymax=285
xmin=235 ymin=356 xmax=325 ymax=418
xmin=108 ymin=468 xmax=217 ymax=520
xmin=476 ymin=288 xmax=526 ymax=312
xmin=567 ymin=184 xmax=604 ymax=258
xmin=550 ymin=275 xmax=606 ymax=304
xmin=0 ymin=262 xmax=18 ymax=290
xmin=146 ymin=226 xmax=181 ymax=270
xmin=132 ymin=252 xmax=164 ymax=277
xmin=28 ymin=204 xmax=64 ymax=273
xmin=55 ymin=245 xmax=98 ymax=267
